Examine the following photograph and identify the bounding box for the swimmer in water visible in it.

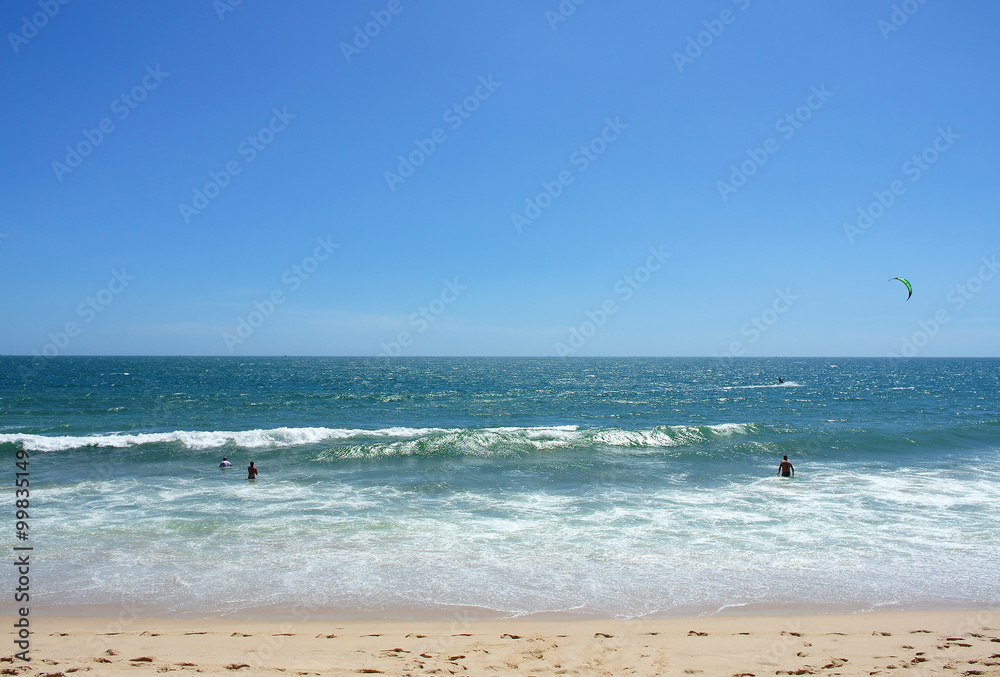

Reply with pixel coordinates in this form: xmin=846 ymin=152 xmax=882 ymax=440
xmin=776 ymin=455 xmax=794 ymax=477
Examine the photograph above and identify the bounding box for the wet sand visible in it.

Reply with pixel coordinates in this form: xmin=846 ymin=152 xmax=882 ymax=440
xmin=6 ymin=609 xmax=1000 ymax=676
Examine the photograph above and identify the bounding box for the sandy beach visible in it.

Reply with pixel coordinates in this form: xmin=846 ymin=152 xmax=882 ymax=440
xmin=6 ymin=609 xmax=1000 ymax=676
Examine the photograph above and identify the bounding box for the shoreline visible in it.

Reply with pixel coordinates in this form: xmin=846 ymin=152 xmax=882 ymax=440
xmin=10 ymin=609 xmax=1000 ymax=676
xmin=11 ymin=600 xmax=999 ymax=623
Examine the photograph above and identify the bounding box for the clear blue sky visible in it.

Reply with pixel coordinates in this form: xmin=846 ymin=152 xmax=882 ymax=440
xmin=3 ymin=0 xmax=998 ymax=357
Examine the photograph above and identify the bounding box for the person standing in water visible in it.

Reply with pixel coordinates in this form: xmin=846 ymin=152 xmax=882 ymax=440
xmin=247 ymin=461 xmax=259 ymax=480
xmin=776 ymin=455 xmax=794 ymax=477
xmin=219 ymin=457 xmax=232 ymax=468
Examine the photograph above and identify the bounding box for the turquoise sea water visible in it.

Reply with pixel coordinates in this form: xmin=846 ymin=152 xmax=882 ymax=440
xmin=2 ymin=357 xmax=999 ymax=618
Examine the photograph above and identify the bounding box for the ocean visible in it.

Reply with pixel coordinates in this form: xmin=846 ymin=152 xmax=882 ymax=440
xmin=2 ymin=357 xmax=998 ymax=619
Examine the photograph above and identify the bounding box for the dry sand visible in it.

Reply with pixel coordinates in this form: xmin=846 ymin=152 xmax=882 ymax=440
xmin=6 ymin=609 xmax=1000 ymax=676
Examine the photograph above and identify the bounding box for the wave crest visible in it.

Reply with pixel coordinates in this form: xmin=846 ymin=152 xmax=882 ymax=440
xmin=0 ymin=426 xmax=455 ymax=452
xmin=0 ymin=422 xmax=757 ymax=456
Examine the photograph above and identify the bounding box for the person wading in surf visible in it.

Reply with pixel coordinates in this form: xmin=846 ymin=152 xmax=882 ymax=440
xmin=776 ymin=455 xmax=794 ymax=477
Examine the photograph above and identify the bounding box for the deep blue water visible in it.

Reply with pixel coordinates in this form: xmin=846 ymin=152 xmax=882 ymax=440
xmin=1 ymin=357 xmax=998 ymax=618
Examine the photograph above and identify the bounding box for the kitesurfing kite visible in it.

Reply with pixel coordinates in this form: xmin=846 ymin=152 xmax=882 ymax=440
xmin=890 ymin=277 xmax=912 ymax=300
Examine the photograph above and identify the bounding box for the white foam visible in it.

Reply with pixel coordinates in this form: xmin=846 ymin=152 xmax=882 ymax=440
xmin=487 ymin=425 xmax=580 ymax=437
xmin=591 ymin=423 xmax=754 ymax=448
xmin=592 ymin=428 xmax=681 ymax=447
xmin=29 ymin=457 xmax=1000 ymax=618
xmin=723 ymin=382 xmax=802 ymax=390
xmin=331 ymin=426 xmax=589 ymax=458
xmin=0 ymin=426 xmax=459 ymax=452
xmin=1 ymin=422 xmax=753 ymax=453
xmin=705 ymin=422 xmax=754 ymax=435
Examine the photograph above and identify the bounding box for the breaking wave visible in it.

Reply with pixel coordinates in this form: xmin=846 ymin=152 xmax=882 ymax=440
xmin=1 ymin=422 xmax=758 ymax=456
